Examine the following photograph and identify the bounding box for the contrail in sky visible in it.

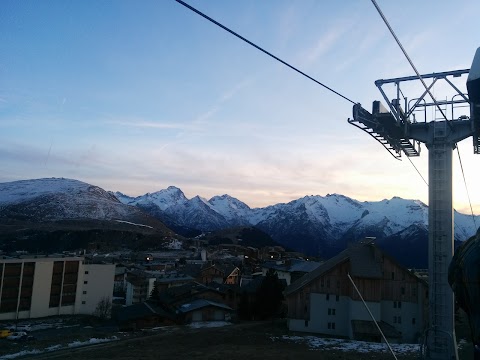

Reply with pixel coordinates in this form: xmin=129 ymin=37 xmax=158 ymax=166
xmin=45 ymin=141 xmax=52 ymax=167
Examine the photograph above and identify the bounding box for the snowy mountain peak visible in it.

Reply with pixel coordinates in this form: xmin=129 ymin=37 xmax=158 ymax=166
xmin=0 ymin=178 xmax=154 ymax=223
xmin=0 ymin=178 xmax=113 ymax=205
xmin=191 ymin=195 xmax=210 ymax=205
xmin=118 ymin=185 xmax=188 ymax=211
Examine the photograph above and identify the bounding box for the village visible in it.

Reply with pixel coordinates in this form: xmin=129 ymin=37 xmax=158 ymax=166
xmin=0 ymin=235 xmax=431 ymax=348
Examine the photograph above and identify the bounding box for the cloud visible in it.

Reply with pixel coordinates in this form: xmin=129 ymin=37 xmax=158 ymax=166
xmin=219 ymin=78 xmax=253 ymax=102
xmin=299 ymin=24 xmax=351 ymax=67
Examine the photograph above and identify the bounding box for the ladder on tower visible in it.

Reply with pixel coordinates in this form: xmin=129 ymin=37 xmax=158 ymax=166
xmin=427 ymin=120 xmax=454 ymax=358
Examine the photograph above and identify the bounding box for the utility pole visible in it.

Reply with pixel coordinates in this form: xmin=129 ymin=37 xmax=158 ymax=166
xmin=349 ymin=47 xmax=480 ymax=360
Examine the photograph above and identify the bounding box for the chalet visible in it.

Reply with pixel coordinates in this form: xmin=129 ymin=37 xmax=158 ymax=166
xmin=151 ymin=281 xmax=235 ymax=323
xmin=178 ymin=299 xmax=233 ymax=323
xmin=261 ymin=259 xmax=322 ymax=285
xmin=284 ymin=240 xmax=428 ymax=343
xmin=115 ymin=301 xmax=176 ymax=330
xmin=199 ymin=264 xmax=240 ymax=285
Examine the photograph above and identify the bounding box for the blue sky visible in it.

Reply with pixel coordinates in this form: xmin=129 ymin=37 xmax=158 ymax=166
xmin=1 ymin=0 xmax=480 ymax=212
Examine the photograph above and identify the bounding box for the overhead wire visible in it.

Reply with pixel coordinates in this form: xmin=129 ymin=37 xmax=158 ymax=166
xmin=176 ymin=0 xmax=433 ymax=198
xmin=370 ymin=0 xmax=451 ymax=128
xmin=406 ymin=156 xmax=428 ymax=187
xmin=174 ymin=0 xmax=356 ymax=105
xmin=456 ymin=146 xmax=478 ymax=229
xmin=176 ymin=0 xmax=477 ymax=221
xmin=370 ymin=0 xmax=477 ymax=228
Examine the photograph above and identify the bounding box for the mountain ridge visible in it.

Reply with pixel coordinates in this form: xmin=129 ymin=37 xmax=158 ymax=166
xmin=1 ymin=178 xmax=478 ymax=267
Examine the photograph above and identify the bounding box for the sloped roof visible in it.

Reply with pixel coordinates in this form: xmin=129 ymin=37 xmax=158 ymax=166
xmin=262 ymin=259 xmax=321 ymax=273
xmin=158 ymin=281 xmax=227 ymax=305
xmin=115 ymin=302 xmax=175 ymax=323
xmin=178 ymin=299 xmax=233 ymax=313
xmin=285 ymin=242 xmax=383 ymax=296
xmin=349 ymin=245 xmax=382 ymax=279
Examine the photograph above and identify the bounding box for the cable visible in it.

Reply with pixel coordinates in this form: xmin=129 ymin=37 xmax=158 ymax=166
xmin=370 ymin=0 xmax=451 ymax=128
xmin=175 ymin=0 xmax=356 ymax=105
xmin=176 ymin=0 xmax=435 ymax=211
xmin=406 ymin=156 xmax=428 ymax=187
xmin=371 ymin=0 xmax=476 ymax=231
xmin=456 ymin=146 xmax=478 ymax=229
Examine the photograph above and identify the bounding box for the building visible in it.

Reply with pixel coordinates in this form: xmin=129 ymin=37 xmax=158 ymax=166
xmin=178 ymin=299 xmax=233 ymax=323
xmin=125 ymin=270 xmax=194 ymax=306
xmin=125 ymin=270 xmax=156 ymax=306
xmin=284 ymin=240 xmax=428 ymax=343
xmin=261 ymin=259 xmax=322 ymax=285
xmin=0 ymin=256 xmax=115 ymax=320
xmin=199 ymin=264 xmax=240 ymax=285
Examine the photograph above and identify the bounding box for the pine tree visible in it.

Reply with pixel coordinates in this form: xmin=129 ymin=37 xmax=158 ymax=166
xmin=254 ymin=269 xmax=285 ymax=320
xmin=149 ymin=281 xmax=160 ymax=303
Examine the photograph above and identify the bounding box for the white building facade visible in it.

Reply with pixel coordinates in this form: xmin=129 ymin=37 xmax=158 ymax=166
xmin=0 ymin=256 xmax=115 ymax=320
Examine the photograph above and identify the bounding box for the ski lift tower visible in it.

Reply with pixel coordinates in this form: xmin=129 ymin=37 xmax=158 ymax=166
xmin=348 ymin=47 xmax=480 ymax=360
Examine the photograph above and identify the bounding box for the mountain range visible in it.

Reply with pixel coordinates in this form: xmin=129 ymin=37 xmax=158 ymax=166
xmin=1 ymin=178 xmax=478 ymax=268
xmin=114 ymin=185 xmax=478 ymax=267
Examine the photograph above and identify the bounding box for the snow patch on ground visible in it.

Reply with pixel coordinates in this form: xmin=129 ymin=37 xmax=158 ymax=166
xmin=0 ymin=337 xmax=119 ymax=359
xmin=67 ymin=336 xmax=118 ymax=348
xmin=188 ymin=321 xmax=231 ymax=329
xmin=0 ymin=349 xmax=42 ymax=359
xmin=115 ymin=220 xmax=153 ymax=229
xmin=273 ymin=335 xmax=420 ymax=354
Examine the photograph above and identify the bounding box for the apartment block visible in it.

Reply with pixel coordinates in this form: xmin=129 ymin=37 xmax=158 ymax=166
xmin=0 ymin=256 xmax=115 ymax=320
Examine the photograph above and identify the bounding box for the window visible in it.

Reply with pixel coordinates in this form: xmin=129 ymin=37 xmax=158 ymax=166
xmin=305 ymin=320 xmax=309 ymax=327
xmin=326 ymin=279 xmax=330 ymax=288
xmin=391 ymin=272 xmax=395 ymax=280
xmin=412 ymin=318 xmax=416 ymax=325
xmin=328 ymin=308 xmax=331 ymax=315
xmin=81 ymin=301 xmax=86 ymax=305
xmin=336 ymin=295 xmax=339 ymax=302
xmin=84 ymin=271 xmax=89 ymax=275
xmin=326 ymin=294 xmax=330 ymax=301
xmin=83 ymin=291 xmax=87 ymax=295
xmin=328 ymin=322 xmax=331 ymax=329
xmin=394 ymin=301 xmax=397 ymax=308
xmin=332 ymin=322 xmax=335 ymax=329
xmin=401 ymin=287 xmax=405 ymax=295
xmin=398 ymin=301 xmax=402 ymax=308
xmin=398 ymin=316 xmax=402 ymax=324
xmin=332 ymin=309 xmax=336 ymax=316
xmin=84 ymin=281 xmax=88 ymax=285
xmin=412 ymin=287 xmax=417 ymax=297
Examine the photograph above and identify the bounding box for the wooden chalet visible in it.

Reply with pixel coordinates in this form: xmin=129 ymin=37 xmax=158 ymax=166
xmin=284 ymin=239 xmax=428 ymax=343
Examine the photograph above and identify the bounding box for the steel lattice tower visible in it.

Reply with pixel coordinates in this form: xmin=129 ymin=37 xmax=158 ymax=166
xmin=349 ymin=48 xmax=480 ymax=360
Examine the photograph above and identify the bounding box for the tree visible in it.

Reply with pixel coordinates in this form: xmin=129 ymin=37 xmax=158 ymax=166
xmin=149 ymin=281 xmax=161 ymax=303
xmin=254 ymin=269 xmax=285 ymax=320
xmin=94 ymin=296 xmax=112 ymax=320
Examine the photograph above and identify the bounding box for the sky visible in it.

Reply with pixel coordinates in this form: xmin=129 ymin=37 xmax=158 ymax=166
xmin=1 ymin=0 xmax=480 ymax=212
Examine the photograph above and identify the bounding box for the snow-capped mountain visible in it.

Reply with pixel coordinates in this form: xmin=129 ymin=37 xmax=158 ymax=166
xmin=1 ymin=178 xmax=478 ymax=268
xmin=0 ymin=178 xmax=169 ymax=230
xmin=115 ymin=186 xmax=188 ymax=211
xmin=115 ymin=186 xmax=479 ymax=265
